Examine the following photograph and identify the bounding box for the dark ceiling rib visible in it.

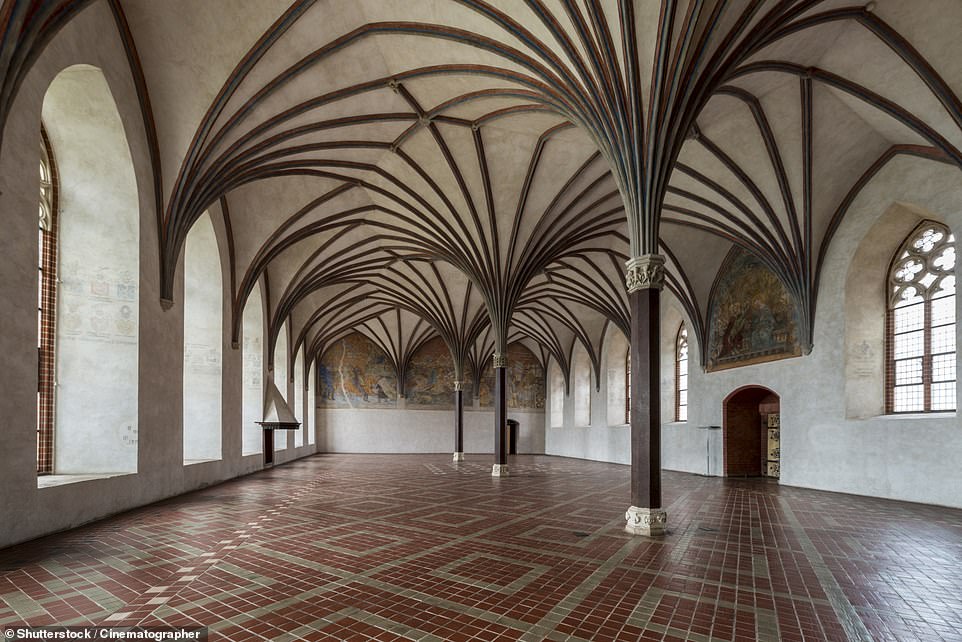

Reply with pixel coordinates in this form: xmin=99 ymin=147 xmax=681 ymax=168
xmin=0 ymin=0 xmax=97 ymax=150
xmin=811 ymin=144 xmax=954 ymax=330
xmin=694 ymin=132 xmax=801 ymax=278
xmin=769 ymin=7 xmax=962 ymax=134
xmin=165 ymin=0 xmax=317 ymax=254
xmin=730 ymin=62 xmax=962 ymax=167
xmin=713 ymin=86 xmax=802 ymax=258
xmin=664 ymin=185 xmax=781 ymax=263
xmin=509 ymin=311 xmax=571 ymax=390
xmin=517 ymin=297 xmax=602 ymax=390
xmin=367 ymin=260 xmax=489 ymax=381
xmin=359 ymin=310 xmax=435 ymax=398
xmin=107 ymin=0 xmax=164 ymax=288
xmin=11 ymin=0 xmax=962 ymax=387
xmin=269 ymin=236 xmax=396 ymax=356
xmin=217 ymin=196 xmax=238 ymax=327
xmin=800 ymin=75 xmax=814 ymax=350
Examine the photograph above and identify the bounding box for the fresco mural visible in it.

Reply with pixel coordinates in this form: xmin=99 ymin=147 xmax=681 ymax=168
xmin=405 ymin=337 xmax=457 ymax=408
xmin=317 ymin=332 xmax=398 ymax=408
xmin=477 ymin=343 xmax=545 ymax=410
xmin=318 ymin=334 xmax=544 ymax=411
xmin=707 ymin=249 xmax=801 ymax=371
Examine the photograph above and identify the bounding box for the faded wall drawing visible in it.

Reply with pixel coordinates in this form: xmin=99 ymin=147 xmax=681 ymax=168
xmin=58 ymin=262 xmax=138 ymax=345
xmin=477 ymin=343 xmax=546 ymax=410
xmin=405 ymin=337 xmax=457 ymax=408
xmin=317 ymin=332 xmax=398 ymax=408
xmin=707 ymin=249 xmax=801 ymax=371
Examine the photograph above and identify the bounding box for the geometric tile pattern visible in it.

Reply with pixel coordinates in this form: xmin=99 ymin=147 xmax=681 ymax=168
xmin=1 ymin=454 xmax=961 ymax=641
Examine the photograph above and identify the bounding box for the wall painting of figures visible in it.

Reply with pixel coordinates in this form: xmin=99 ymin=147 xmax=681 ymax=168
xmin=707 ymin=249 xmax=801 ymax=372
xmin=476 ymin=343 xmax=546 ymax=410
xmin=317 ymin=332 xmax=397 ymax=407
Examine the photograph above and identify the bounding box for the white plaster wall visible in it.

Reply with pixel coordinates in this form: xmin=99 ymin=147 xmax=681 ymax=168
xmin=0 ymin=4 xmax=316 ymax=550
xmin=548 ymin=361 xmax=564 ymax=427
xmin=242 ymin=282 xmax=265 ymax=455
xmin=572 ymin=344 xmax=591 ymax=427
xmin=545 ymin=331 xmax=631 ymax=465
xmin=318 ymin=408 xmax=546 ymax=455
xmin=605 ymin=330 xmax=629 ymax=426
xmin=293 ymin=348 xmax=305 ymax=447
xmin=307 ymin=364 xmax=316 ymax=445
xmin=273 ymin=326 xmax=288 ymax=452
xmin=46 ymin=66 xmax=139 ymax=475
xmin=183 ymin=212 xmax=222 ymax=462
xmin=546 ymin=157 xmax=962 ymax=509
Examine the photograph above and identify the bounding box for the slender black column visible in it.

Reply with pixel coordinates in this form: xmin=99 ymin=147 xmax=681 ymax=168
xmin=492 ymin=353 xmax=508 ymax=476
xmin=625 ymin=255 xmax=667 ymax=535
xmin=453 ymin=381 xmax=464 ymax=461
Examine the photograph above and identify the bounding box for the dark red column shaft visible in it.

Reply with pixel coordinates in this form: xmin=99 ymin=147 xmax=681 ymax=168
xmin=629 ymin=287 xmax=661 ymax=509
xmin=494 ymin=366 xmax=507 ymax=466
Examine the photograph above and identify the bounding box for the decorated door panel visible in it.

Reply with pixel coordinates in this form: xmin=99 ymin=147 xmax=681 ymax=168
xmin=766 ymin=413 xmax=780 ymax=478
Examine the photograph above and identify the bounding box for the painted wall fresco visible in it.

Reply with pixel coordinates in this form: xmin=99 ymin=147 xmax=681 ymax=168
xmin=477 ymin=343 xmax=546 ymax=410
xmin=405 ymin=337 xmax=457 ymax=408
xmin=707 ymin=249 xmax=801 ymax=371
xmin=59 ymin=262 xmax=138 ymax=346
xmin=318 ymin=332 xmax=398 ymax=408
xmin=318 ymin=334 xmax=545 ymax=411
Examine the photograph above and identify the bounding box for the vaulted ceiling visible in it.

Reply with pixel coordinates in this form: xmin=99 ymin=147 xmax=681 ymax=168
xmin=6 ymin=0 xmax=962 ymax=377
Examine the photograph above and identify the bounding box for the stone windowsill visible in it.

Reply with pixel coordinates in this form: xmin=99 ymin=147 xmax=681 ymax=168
xmin=37 ymin=472 xmax=133 ymax=489
xmin=874 ymin=412 xmax=956 ymax=421
xmin=184 ymin=459 xmax=220 ymax=466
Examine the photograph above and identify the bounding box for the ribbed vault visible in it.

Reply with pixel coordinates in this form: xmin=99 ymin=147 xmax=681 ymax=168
xmin=5 ymin=0 xmax=962 ymax=377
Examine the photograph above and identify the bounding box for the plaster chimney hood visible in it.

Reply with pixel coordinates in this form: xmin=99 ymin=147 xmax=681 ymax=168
xmin=257 ymin=379 xmax=301 ymax=430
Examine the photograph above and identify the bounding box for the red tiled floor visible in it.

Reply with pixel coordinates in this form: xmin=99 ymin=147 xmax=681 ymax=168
xmin=1 ymin=454 xmax=961 ymax=641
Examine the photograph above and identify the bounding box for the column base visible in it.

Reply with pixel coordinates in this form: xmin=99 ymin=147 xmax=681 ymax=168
xmin=491 ymin=464 xmax=509 ymax=477
xmin=453 ymin=452 xmax=465 ymax=462
xmin=625 ymin=506 xmax=667 ymax=536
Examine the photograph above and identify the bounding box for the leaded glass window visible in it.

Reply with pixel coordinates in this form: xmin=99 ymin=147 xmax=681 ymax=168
xmin=887 ymin=222 xmax=956 ymax=413
xmin=37 ymin=133 xmax=57 ymax=474
xmin=676 ymin=324 xmax=688 ymax=421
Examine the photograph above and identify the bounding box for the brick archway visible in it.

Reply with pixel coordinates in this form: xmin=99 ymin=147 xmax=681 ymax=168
xmin=723 ymin=386 xmax=780 ymax=478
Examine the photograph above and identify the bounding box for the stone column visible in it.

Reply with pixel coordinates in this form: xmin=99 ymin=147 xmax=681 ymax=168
xmin=625 ymin=255 xmax=667 ymax=536
xmin=453 ymin=381 xmax=465 ymax=461
xmin=491 ymin=352 xmax=508 ymax=476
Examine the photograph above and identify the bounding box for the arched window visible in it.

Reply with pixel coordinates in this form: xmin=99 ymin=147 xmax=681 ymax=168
xmin=273 ymin=322 xmax=289 ymax=452
xmin=293 ymin=345 xmax=304 ymax=447
xmin=37 ymin=131 xmax=58 ymax=475
xmin=242 ymin=281 xmax=265 ymax=455
xmin=624 ymin=349 xmax=630 ymax=424
xmin=307 ymin=359 xmax=316 ymax=446
xmin=45 ymin=65 xmax=140 ymax=476
xmin=549 ymin=360 xmax=564 ymax=427
xmin=676 ymin=325 xmax=689 ymax=421
xmin=572 ymin=344 xmax=591 ymax=426
xmin=887 ymin=221 xmax=956 ymax=413
xmin=183 ymin=212 xmax=222 ymax=464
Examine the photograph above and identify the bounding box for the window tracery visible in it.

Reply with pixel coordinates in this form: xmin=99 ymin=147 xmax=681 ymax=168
xmin=676 ymin=325 xmax=688 ymax=422
xmin=887 ymin=222 xmax=956 ymax=413
xmin=37 ymin=132 xmax=57 ymax=474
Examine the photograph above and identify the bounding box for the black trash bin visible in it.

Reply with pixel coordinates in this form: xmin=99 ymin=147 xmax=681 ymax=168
xmin=506 ymin=419 xmax=519 ymax=455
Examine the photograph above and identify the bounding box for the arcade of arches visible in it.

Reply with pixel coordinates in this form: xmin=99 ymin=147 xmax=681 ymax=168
xmin=1 ymin=1 xmax=961 ymax=640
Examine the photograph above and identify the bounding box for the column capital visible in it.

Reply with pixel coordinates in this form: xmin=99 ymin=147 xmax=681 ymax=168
xmin=492 ymin=352 xmax=507 ymax=368
xmin=453 ymin=380 xmax=464 ymax=391
xmin=625 ymin=254 xmax=666 ymax=292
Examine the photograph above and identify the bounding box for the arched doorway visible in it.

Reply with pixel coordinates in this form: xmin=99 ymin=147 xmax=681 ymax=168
xmin=723 ymin=387 xmax=780 ymax=478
